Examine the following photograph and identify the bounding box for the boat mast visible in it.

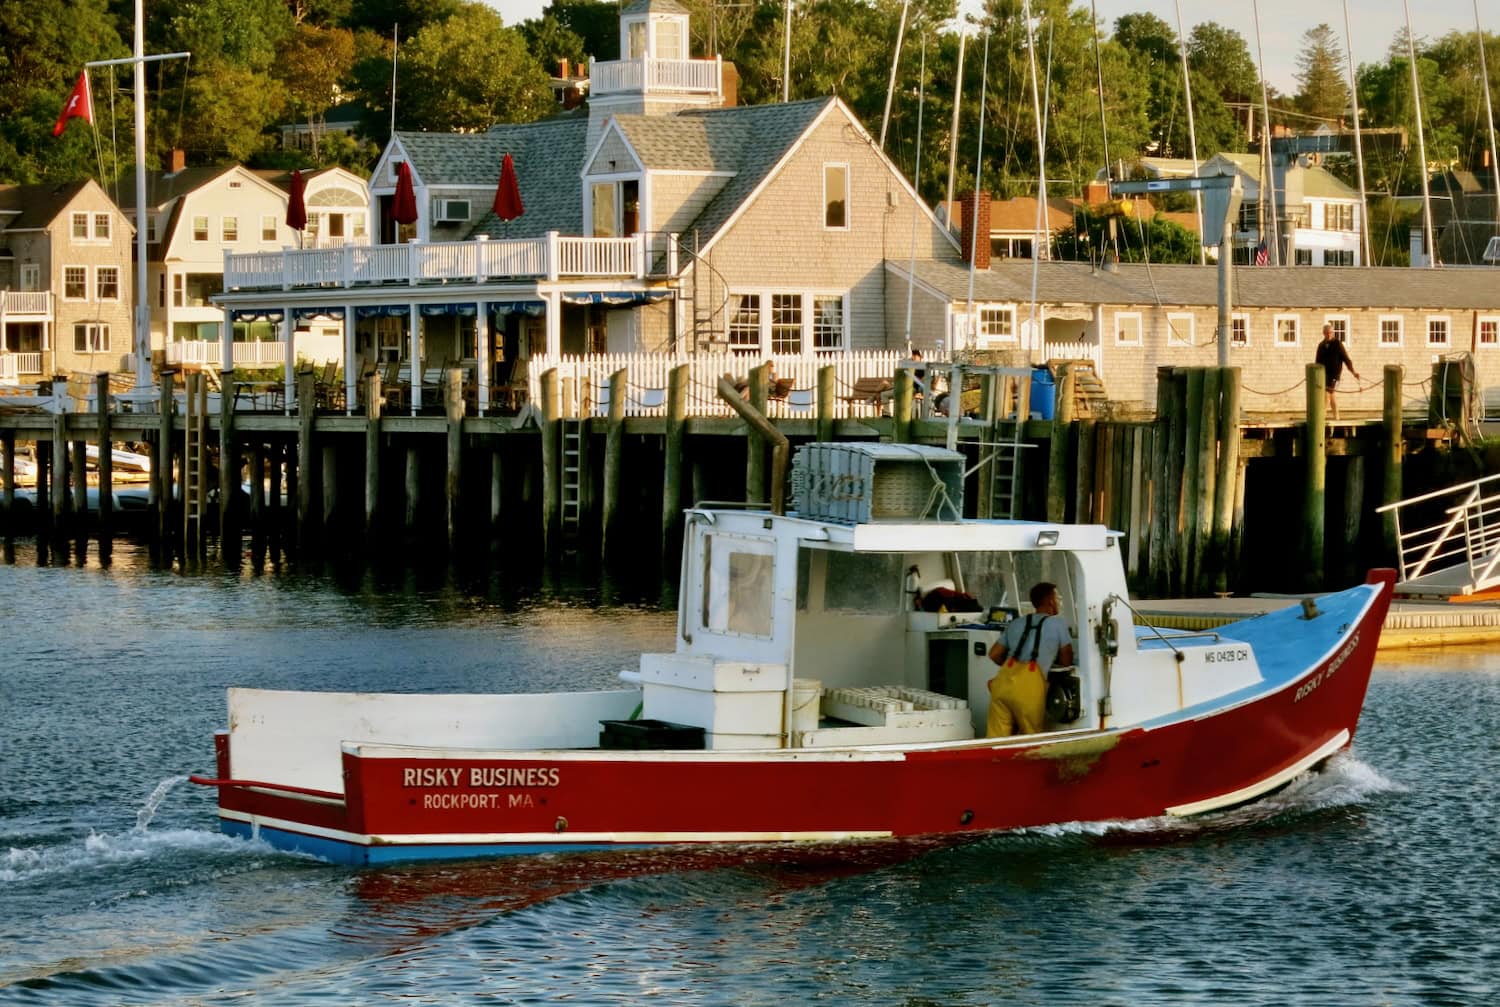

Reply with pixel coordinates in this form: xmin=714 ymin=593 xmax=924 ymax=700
xmin=1251 ymin=0 xmax=1279 ymax=264
xmin=1404 ymin=0 xmax=1437 ymax=267
xmin=1023 ymin=0 xmax=1047 ymax=350
xmin=1173 ymin=0 xmax=1205 ymax=265
xmin=903 ymin=35 xmax=926 ymax=354
xmin=1342 ymin=0 xmax=1373 ymax=266
xmin=964 ymin=29 xmax=991 ymax=351
xmin=880 ymin=0 xmax=911 ymax=148
xmin=1474 ymin=0 xmax=1500 ymax=234
xmin=944 ymin=27 xmax=967 ymax=227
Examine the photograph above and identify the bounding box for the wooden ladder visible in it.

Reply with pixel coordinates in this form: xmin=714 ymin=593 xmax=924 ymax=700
xmin=987 ymin=418 xmax=1026 ymax=519
xmin=560 ymin=417 xmax=583 ymax=540
xmin=181 ymin=371 xmax=210 ymax=558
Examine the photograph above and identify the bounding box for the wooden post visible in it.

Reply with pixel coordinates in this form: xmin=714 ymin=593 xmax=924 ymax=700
xmin=1179 ymin=368 xmax=1204 ymax=594
xmin=1147 ymin=370 xmax=1172 ymax=594
xmin=1074 ymin=418 xmax=1095 ymax=528
xmin=321 ymin=442 xmax=338 ymax=536
xmin=71 ymin=436 xmax=87 ymax=528
xmin=445 ymin=366 xmax=464 ymax=553
xmin=91 ymin=373 xmax=111 ymax=545
xmin=52 ymin=412 xmax=68 ymax=531
xmin=0 ymin=429 xmax=13 ymax=531
xmin=746 ymin=363 xmax=768 ymax=503
xmin=404 ymin=445 xmax=420 ymax=534
xmin=539 ymin=367 xmax=561 ymax=556
xmin=218 ymin=370 xmax=236 ymax=550
xmin=602 ymin=368 xmax=626 ymax=563
xmin=297 ymin=369 xmax=316 ymax=552
xmin=817 ymin=365 xmax=836 ymax=442
xmin=1163 ymin=369 xmax=1188 ymax=596
xmin=248 ymin=441 xmax=264 ymax=536
xmin=1046 ymin=364 xmax=1075 ymax=522
xmin=662 ymin=363 xmax=689 ymax=566
xmin=1193 ymin=367 xmax=1220 ymax=595
xmin=1212 ymin=367 xmax=1241 ymax=595
xmin=1344 ymin=455 xmax=1366 ymax=582
xmin=1127 ymin=426 xmax=1145 ymax=581
xmin=366 ymin=371 xmax=382 ymax=541
xmin=35 ymin=437 xmax=49 ymax=541
xmin=268 ymin=440 xmax=283 ymax=534
xmin=489 ymin=443 xmax=503 ymax=545
xmin=893 ymin=366 xmax=915 ymax=443
xmin=1382 ymin=364 xmax=1404 ymax=559
xmin=1305 ymin=362 xmax=1327 ymax=590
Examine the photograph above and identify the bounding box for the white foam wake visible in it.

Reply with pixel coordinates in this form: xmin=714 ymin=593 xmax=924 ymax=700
xmin=0 ymin=828 xmax=266 ymax=884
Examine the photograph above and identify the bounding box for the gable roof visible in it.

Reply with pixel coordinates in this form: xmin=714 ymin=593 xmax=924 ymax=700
xmin=116 ymin=166 xmax=238 ymax=212
xmin=0 ymin=179 xmax=94 ymax=230
xmin=622 ymin=0 xmax=689 ymax=14
xmin=892 ymin=259 xmax=1500 ymax=311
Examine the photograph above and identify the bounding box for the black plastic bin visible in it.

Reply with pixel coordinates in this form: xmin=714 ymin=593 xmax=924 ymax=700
xmin=599 ymin=719 xmax=706 ymax=750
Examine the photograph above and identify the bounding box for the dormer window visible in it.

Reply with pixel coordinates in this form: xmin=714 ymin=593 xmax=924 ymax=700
xmin=628 ymin=21 xmax=647 ymax=58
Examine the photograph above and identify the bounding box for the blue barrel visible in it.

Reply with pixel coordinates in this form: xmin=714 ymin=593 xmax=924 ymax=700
xmin=1030 ymin=367 xmax=1056 ymax=420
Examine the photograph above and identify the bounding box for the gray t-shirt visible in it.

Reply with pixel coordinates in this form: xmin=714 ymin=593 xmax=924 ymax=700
xmin=1001 ymin=613 xmax=1074 ymax=670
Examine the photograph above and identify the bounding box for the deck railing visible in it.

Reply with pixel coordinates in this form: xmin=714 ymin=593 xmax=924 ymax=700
xmin=223 ymin=233 xmax=646 ymax=291
xmin=0 ymin=353 xmax=16 ymax=384
xmin=165 ymin=341 xmax=287 ymax=368
xmin=1 ymin=290 xmax=52 ymax=317
xmin=1376 ymin=472 xmax=1500 ymax=592
xmin=14 ymin=351 xmax=43 ymax=375
xmin=526 ymin=351 xmax=905 ymax=419
xmin=590 ymin=56 xmax=721 ymax=96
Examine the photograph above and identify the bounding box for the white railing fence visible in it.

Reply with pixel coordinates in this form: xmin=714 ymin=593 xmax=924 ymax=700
xmin=165 ymin=341 xmax=286 ymax=368
xmin=590 ymin=56 xmax=721 ymax=96
xmin=0 ymin=353 xmax=16 ymax=384
xmin=1 ymin=290 xmax=52 ymax=315
xmin=526 ymin=351 xmax=906 ymax=419
xmin=1375 ymin=472 xmax=1500 ymax=589
xmin=15 ymin=352 xmax=43 ymax=375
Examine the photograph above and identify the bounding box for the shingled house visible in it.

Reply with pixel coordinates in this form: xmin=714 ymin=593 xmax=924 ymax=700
xmin=215 ymin=0 xmax=962 ymax=412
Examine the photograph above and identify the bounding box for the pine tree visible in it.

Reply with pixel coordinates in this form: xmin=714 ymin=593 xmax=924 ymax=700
xmin=1295 ymin=24 xmax=1350 ymax=125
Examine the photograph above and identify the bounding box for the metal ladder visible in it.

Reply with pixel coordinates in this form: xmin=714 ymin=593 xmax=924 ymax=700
xmin=181 ymin=372 xmax=209 ymax=557
xmin=560 ymin=417 xmax=583 ymax=539
xmin=987 ymin=417 xmax=1027 ymax=519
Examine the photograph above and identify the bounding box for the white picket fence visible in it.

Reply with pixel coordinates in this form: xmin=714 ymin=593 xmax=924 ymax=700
xmin=0 ymin=353 xmax=16 ymax=384
xmin=165 ymin=341 xmax=287 ymax=368
xmin=526 ymin=351 xmax=907 ymax=419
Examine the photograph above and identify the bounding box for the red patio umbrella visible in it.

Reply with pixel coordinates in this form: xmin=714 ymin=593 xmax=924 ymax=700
xmin=391 ymin=161 xmax=419 ymax=227
xmin=493 ymin=153 xmax=524 ymax=222
xmin=285 ymin=169 xmax=308 ymax=232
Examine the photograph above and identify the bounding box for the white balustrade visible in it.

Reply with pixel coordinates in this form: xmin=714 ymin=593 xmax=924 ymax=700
xmin=591 ymin=57 xmax=720 ymax=96
xmin=0 ymin=353 xmax=16 ymax=384
xmin=15 ymin=352 xmax=43 ymax=375
xmin=1 ymin=291 xmax=52 ymax=316
xmin=164 ymin=341 xmax=286 ymax=368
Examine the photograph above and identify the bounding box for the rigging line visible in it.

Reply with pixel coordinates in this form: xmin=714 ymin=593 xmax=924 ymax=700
xmin=943 ymin=28 xmax=967 ymax=225
xmin=1088 ymin=0 xmax=1110 ymax=181
xmin=964 ymin=28 xmax=992 ymax=347
xmin=1474 ymin=0 xmax=1500 ymax=231
xmin=903 ymin=33 xmax=926 ymax=353
xmin=1041 ymin=16 xmax=1056 ymax=261
xmin=1022 ymin=0 xmax=1046 ymax=346
xmin=1403 ymin=0 xmax=1437 ymax=267
xmin=1172 ymin=0 xmax=1205 ymax=265
xmin=104 ymin=67 xmax=117 ymax=199
xmin=174 ymin=54 xmax=191 ymax=150
xmin=1251 ymin=0 xmax=1278 ymax=265
xmin=1342 ymin=0 xmax=1374 ymax=267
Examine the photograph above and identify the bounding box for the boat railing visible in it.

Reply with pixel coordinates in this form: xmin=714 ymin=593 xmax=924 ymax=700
xmin=1376 ymin=473 xmax=1500 ymax=589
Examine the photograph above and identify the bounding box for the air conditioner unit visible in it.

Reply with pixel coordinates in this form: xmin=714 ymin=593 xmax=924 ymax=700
xmin=435 ymin=199 xmax=471 ymax=223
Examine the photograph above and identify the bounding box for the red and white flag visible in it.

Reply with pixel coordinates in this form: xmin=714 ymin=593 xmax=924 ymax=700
xmin=52 ymin=71 xmax=93 ymax=137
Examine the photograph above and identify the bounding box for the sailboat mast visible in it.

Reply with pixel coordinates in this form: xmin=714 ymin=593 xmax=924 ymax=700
xmin=1404 ymin=0 xmax=1436 ymax=267
xmin=1475 ymin=0 xmax=1500 ymax=232
xmin=964 ymin=30 xmax=991 ymax=349
xmin=1342 ymin=0 xmax=1373 ymax=266
xmin=944 ymin=28 xmax=967 ymax=225
xmin=132 ymin=0 xmax=149 ymax=388
xmin=1252 ymin=0 xmax=1279 ymax=265
xmin=1173 ymin=0 xmax=1205 ymax=265
xmin=904 ymin=35 xmax=926 ymax=353
xmin=1023 ymin=0 xmax=1046 ymax=347
xmin=880 ymin=0 xmax=911 ymax=149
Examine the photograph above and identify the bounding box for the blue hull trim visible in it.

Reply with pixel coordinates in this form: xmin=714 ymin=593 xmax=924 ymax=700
xmin=221 ymin=819 xmax=657 ymax=865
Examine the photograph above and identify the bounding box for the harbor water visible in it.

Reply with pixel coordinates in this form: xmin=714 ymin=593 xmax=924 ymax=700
xmin=2 ymin=542 xmax=1497 ymax=1006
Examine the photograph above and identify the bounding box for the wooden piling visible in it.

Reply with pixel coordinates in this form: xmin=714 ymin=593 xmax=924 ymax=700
xmin=893 ymin=367 xmax=915 ymax=444
xmin=35 ymin=437 xmax=49 ymax=540
xmin=1047 ymin=364 xmax=1075 ymax=522
xmin=0 ymin=429 xmax=13 ymax=529
xmin=1344 ymin=456 xmax=1365 ymax=582
xmin=1147 ymin=370 xmax=1172 ymax=594
xmin=817 ymin=365 xmax=835 ymax=442
xmin=1382 ymin=364 xmax=1404 ymax=558
xmin=404 ymin=446 xmax=420 ymax=534
xmin=321 ymin=442 xmax=338 ymax=535
xmin=268 ymin=439 xmax=283 ymax=531
xmin=1179 ymin=368 xmax=1204 ymax=593
xmin=539 ymin=368 xmax=561 ymax=555
xmin=218 ymin=370 xmax=236 ymax=548
xmin=71 ymin=437 xmax=87 ymax=525
xmin=1074 ymin=418 xmax=1096 ymax=528
xmin=157 ymin=370 xmax=175 ymax=554
xmin=444 ymin=367 xmax=464 ymax=553
xmin=95 ymin=373 xmax=112 ymax=543
xmin=249 ymin=441 xmax=264 ymax=532
xmin=746 ymin=363 xmax=768 ymax=503
xmin=1212 ymin=367 xmax=1240 ymax=594
xmin=662 ymin=363 xmax=688 ymax=566
xmin=366 ymin=371 xmax=382 ymax=541
xmin=297 ymin=369 xmax=316 ymax=552
xmin=1127 ymin=426 xmax=1145 ymax=581
xmin=602 ymin=368 xmax=627 ymax=563
xmin=52 ymin=412 xmax=68 ymax=530
xmin=1193 ymin=368 xmax=1220 ymax=595
xmin=1304 ymin=362 xmax=1327 ymax=590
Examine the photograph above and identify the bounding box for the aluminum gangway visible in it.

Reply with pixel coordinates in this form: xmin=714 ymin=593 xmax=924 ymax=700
xmin=1375 ymin=473 xmax=1500 ymax=597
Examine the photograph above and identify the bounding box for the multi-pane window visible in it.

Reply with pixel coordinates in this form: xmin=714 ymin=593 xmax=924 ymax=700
xmin=1114 ymin=312 xmax=1142 ymax=345
xmin=1231 ymin=314 xmax=1249 ymax=346
xmin=94 ymin=213 xmax=110 ymax=239
xmin=96 ymin=266 xmax=119 ymax=300
xmin=812 ymin=296 xmax=844 ymax=352
xmin=655 ymin=19 xmax=683 ymax=60
xmin=1427 ymin=316 xmax=1450 ymax=346
xmin=1327 ymin=204 xmax=1355 ymax=231
xmin=222 ymin=216 xmax=238 ymax=242
xmin=770 ymin=294 xmax=802 ymax=354
xmin=192 ymin=215 xmax=209 ymax=241
xmin=1380 ymin=316 xmax=1403 ymax=345
xmin=1327 ymin=249 xmax=1354 ymax=266
xmin=823 ymin=164 xmax=848 ymax=229
xmin=73 ymin=323 xmax=109 ymax=352
xmin=1480 ymin=318 xmax=1499 ymax=347
xmin=173 ymin=274 xmax=185 ymax=307
xmin=1276 ymin=315 xmax=1300 ymax=345
xmin=1326 ymin=317 xmax=1348 ymax=343
xmin=72 ymin=213 xmax=89 ymax=240
xmin=1294 ymin=248 xmax=1313 ymax=265
xmin=1166 ymin=313 xmax=1193 ymax=347
xmin=64 ymin=266 xmax=87 ymax=299
xmin=261 ymin=215 xmax=277 ymax=241
xmin=727 ymin=294 xmax=760 ymax=354
xmin=979 ymin=307 xmax=1015 ymax=342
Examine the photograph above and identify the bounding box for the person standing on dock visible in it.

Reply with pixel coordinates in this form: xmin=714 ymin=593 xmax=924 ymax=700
xmin=1315 ymin=324 xmax=1360 ymax=421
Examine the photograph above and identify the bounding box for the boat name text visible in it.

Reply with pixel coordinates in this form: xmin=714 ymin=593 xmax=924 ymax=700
xmin=1294 ymin=632 xmax=1360 ymax=703
xmin=402 ymin=767 xmax=561 ymax=788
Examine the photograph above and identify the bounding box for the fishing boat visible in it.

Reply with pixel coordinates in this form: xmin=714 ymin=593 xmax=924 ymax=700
xmin=190 ymin=443 xmax=1392 ymax=865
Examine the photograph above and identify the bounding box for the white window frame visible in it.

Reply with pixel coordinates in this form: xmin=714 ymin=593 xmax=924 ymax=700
xmin=62 ymin=265 xmax=88 ymax=301
xmin=1230 ymin=312 xmax=1251 ymax=347
xmin=1378 ymin=315 xmax=1403 ymax=347
xmin=1479 ymin=316 xmax=1500 ymax=349
xmin=700 ymin=532 xmax=776 ymax=640
xmin=1113 ymin=310 xmax=1143 ymax=346
xmin=192 ymin=215 xmax=209 ymax=242
xmin=1324 ymin=314 xmax=1350 ymax=344
xmin=1274 ymin=313 xmax=1301 ymax=347
xmin=222 ymin=216 xmax=239 ymax=242
xmin=727 ymin=293 xmax=762 ymax=355
xmin=811 ymin=295 xmax=846 ymax=353
xmin=1426 ymin=315 xmax=1451 ymax=347
xmin=19 ymin=263 xmax=40 ymax=291
xmin=73 ymin=322 xmax=110 ymax=353
xmin=977 ymin=304 xmax=1016 ymax=346
xmin=71 ymin=212 xmax=90 ymax=241
xmin=1165 ymin=311 xmax=1193 ymax=348
xmin=95 ymin=266 xmax=119 ymax=302
xmin=654 ymin=17 xmax=684 ymax=60
xmin=725 ymin=290 xmax=849 ymax=356
xmin=173 ymin=273 xmax=185 ymax=308
xmin=261 ymin=215 xmax=278 ymax=242
xmin=823 ymin=163 xmax=850 ymax=231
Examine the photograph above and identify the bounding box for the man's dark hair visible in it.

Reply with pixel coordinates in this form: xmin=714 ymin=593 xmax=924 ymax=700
xmin=1030 ymin=582 xmax=1058 ymax=609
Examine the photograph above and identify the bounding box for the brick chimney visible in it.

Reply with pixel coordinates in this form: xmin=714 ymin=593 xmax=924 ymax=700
xmin=168 ymin=148 xmax=186 ymax=173
xmin=558 ymin=58 xmax=570 ymax=79
xmin=959 ymin=191 xmax=992 ymax=269
xmin=720 ymin=61 xmax=739 ymax=108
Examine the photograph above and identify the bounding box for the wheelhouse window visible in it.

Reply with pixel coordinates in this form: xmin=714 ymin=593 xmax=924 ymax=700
xmin=823 ymin=164 xmax=849 ymax=229
xmin=701 ymin=534 xmax=775 ymax=639
xmin=728 ymin=294 xmax=760 ymax=355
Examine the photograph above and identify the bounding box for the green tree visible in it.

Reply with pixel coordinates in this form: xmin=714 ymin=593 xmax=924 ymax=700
xmin=519 ymin=13 xmax=588 ymax=76
xmin=344 ymin=0 xmax=463 ymax=34
xmin=1054 ymin=207 xmax=1199 ymax=263
xmin=394 ymin=4 xmax=553 ymax=132
xmin=1294 ymin=24 xmax=1350 ymax=124
xmin=1188 ymin=22 xmax=1258 ymax=107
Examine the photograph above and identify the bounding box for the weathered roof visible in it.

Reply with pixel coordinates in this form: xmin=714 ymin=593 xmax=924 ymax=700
xmin=622 ymin=0 xmax=690 ymax=15
xmin=895 ymin=259 xmax=1500 ymax=311
xmin=116 ymin=166 xmax=237 ymax=211
xmin=399 ymin=116 xmax=590 ymax=239
xmin=1204 ymin=153 xmax=1355 ymax=201
xmin=0 ymin=179 xmax=93 ymax=229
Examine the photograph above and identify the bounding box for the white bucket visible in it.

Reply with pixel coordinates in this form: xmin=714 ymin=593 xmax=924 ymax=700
xmin=791 ymin=678 xmax=823 ymax=734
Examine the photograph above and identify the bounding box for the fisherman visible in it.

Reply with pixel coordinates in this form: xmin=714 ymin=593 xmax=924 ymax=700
xmin=1314 ymin=324 xmax=1360 ymax=421
xmin=986 ymin=582 xmax=1074 ymax=737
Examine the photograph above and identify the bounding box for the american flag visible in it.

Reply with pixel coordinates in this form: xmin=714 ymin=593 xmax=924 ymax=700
xmin=1254 ymin=242 xmax=1269 ymax=266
